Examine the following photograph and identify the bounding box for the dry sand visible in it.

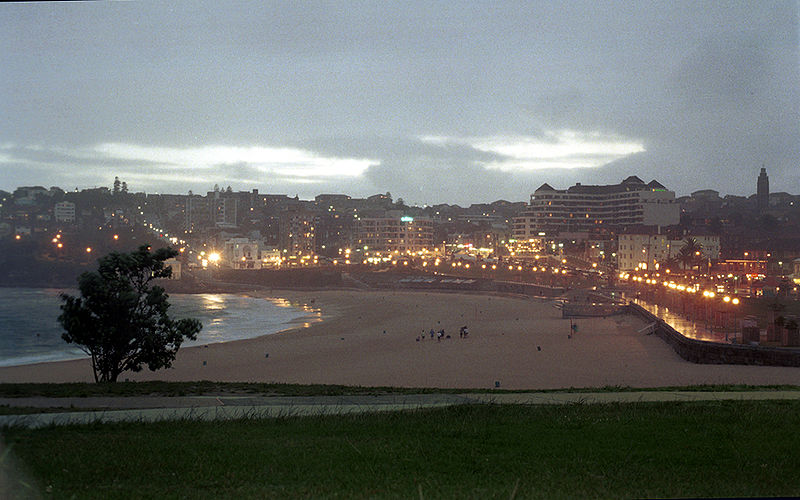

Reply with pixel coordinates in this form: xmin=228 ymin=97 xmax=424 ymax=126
xmin=0 ymin=290 xmax=798 ymax=389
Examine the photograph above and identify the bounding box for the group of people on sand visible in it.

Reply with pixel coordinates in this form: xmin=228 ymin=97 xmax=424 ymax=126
xmin=416 ymin=325 xmax=469 ymax=342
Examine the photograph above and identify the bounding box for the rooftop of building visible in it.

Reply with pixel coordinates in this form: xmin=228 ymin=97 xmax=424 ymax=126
xmin=534 ymin=176 xmax=669 ymax=195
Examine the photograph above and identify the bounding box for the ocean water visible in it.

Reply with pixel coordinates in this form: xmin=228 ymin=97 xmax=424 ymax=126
xmin=0 ymin=287 xmax=320 ymax=367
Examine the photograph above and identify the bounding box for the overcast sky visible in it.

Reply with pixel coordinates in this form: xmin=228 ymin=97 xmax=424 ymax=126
xmin=2 ymin=1 xmax=798 ymax=205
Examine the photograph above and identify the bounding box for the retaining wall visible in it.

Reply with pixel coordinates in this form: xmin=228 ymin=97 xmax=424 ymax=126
xmin=562 ymin=304 xmax=624 ymax=318
xmin=627 ymin=302 xmax=800 ymax=367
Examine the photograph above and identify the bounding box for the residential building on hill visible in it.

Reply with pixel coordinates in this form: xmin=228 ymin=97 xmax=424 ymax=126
xmin=53 ymin=201 xmax=76 ymax=223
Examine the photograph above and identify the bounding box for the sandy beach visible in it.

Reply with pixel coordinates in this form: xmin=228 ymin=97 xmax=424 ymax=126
xmin=0 ymin=290 xmax=798 ymax=389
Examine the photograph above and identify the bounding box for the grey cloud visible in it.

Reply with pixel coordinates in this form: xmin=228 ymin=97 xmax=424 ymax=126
xmin=297 ymin=136 xmax=507 ymax=164
xmin=2 ymin=145 xmax=168 ymax=169
xmin=1 ymin=2 xmax=798 ymax=201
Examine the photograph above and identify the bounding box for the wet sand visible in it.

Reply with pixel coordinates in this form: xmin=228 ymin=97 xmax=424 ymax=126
xmin=0 ymin=290 xmax=797 ymax=389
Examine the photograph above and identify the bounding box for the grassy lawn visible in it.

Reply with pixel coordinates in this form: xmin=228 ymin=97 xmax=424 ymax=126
xmin=4 ymin=401 xmax=800 ymax=499
xmin=1 ymin=381 xmax=798 ymax=399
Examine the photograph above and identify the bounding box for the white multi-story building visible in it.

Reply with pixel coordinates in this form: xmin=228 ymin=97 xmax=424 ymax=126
xmin=222 ymin=238 xmax=262 ymax=269
xmin=355 ymin=215 xmax=433 ymax=254
xmin=513 ymin=176 xmax=680 ymax=238
xmin=617 ymin=233 xmax=721 ymax=271
xmin=53 ymin=201 xmax=76 ymax=223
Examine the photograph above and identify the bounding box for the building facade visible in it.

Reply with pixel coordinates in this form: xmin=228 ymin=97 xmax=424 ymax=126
xmin=617 ymin=233 xmax=721 ymax=271
xmin=222 ymin=238 xmax=263 ymax=269
xmin=513 ymin=176 xmax=680 ymax=239
xmin=355 ymin=216 xmax=433 ymax=254
xmin=279 ymin=210 xmax=316 ymax=256
xmin=53 ymin=201 xmax=76 ymax=223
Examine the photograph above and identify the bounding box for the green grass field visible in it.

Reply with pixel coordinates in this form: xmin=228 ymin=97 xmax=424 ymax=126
xmin=4 ymin=400 xmax=800 ymax=499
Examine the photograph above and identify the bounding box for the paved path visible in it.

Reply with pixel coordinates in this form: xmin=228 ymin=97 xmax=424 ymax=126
xmin=2 ymin=391 xmax=800 ymax=428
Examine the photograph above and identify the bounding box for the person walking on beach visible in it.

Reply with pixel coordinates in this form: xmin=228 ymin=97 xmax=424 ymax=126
xmin=430 ymin=328 xmax=435 ymax=340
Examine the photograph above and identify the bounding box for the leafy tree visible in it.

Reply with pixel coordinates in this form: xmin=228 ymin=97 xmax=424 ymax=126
xmin=59 ymin=245 xmax=202 ymax=382
xmin=113 ymin=176 xmax=121 ymax=195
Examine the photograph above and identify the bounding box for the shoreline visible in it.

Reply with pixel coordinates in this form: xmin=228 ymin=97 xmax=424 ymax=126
xmin=0 ymin=289 xmax=798 ymax=389
xmin=0 ymin=287 xmax=327 ymax=370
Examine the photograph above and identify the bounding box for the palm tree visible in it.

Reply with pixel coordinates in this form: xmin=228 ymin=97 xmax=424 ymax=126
xmin=678 ymin=238 xmax=703 ymax=270
xmin=660 ymin=256 xmax=680 ymax=273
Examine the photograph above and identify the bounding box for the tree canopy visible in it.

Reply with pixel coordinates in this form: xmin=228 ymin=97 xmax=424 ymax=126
xmin=59 ymin=245 xmax=202 ymax=382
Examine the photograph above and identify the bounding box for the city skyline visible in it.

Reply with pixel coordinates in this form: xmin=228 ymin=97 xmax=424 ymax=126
xmin=2 ymin=2 xmax=798 ymax=205
xmin=3 ymin=169 xmax=788 ymax=207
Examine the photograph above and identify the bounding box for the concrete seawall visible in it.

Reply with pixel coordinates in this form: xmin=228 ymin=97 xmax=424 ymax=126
xmin=627 ymin=302 xmax=800 ymax=367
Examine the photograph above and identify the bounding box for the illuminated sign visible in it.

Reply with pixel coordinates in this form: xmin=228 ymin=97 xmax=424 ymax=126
xmin=401 ymin=216 xmax=414 ymax=222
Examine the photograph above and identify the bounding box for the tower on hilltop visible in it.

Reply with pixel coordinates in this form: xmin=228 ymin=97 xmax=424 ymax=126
xmin=757 ymin=167 xmax=769 ymax=213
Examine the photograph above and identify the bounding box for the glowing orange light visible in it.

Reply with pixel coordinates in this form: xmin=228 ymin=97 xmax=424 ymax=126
xmin=86 ymin=247 xmax=92 ymax=253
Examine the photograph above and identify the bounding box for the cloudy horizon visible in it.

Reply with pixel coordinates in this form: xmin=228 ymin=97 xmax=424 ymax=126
xmin=2 ymin=1 xmax=798 ymax=205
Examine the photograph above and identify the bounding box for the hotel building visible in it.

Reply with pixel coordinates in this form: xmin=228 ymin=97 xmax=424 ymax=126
xmin=513 ymin=176 xmax=680 ymax=239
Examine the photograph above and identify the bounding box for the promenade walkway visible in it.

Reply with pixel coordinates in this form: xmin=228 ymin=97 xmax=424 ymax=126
xmin=2 ymin=391 xmax=799 ymax=428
